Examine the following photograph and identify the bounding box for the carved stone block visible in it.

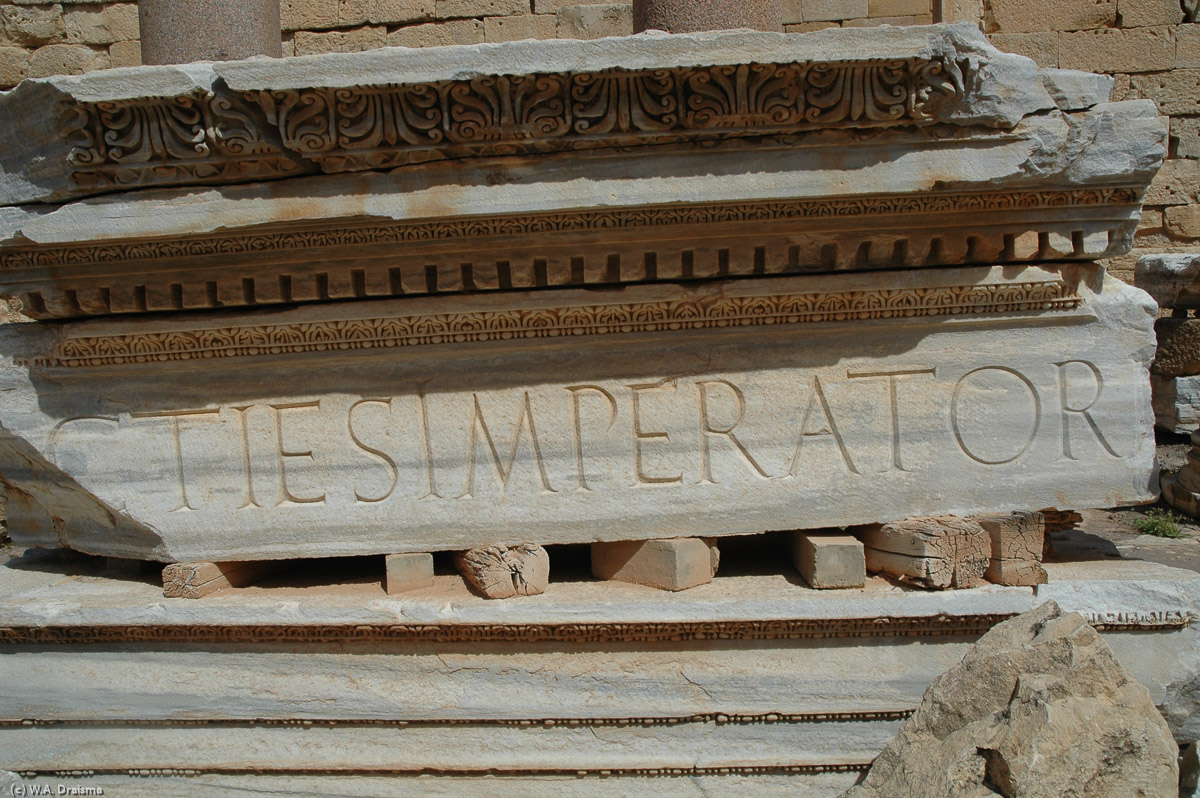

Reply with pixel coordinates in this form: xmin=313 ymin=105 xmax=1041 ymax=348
xmin=1136 ymin=254 xmax=1200 ymax=311
xmin=0 ymin=264 xmax=1157 ymax=562
xmin=385 ymin=552 xmax=434 ymax=595
xmin=975 ymin=511 xmax=1047 ymax=586
xmin=455 ymin=544 xmax=549 ymax=599
xmin=790 ymin=533 xmax=865 ymax=589
xmin=860 ymin=517 xmax=991 ymax=590
xmin=162 ymin=561 xmax=282 ymax=599
xmin=591 ymin=537 xmax=719 ymax=591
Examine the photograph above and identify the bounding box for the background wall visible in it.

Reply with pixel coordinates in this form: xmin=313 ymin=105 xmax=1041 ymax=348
xmin=0 ymin=0 xmax=1194 ymax=278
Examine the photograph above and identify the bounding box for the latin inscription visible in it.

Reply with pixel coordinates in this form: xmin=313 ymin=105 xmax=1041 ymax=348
xmin=47 ymin=360 xmax=1129 ymax=515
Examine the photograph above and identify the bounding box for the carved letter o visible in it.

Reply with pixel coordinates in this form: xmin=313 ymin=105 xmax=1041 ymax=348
xmin=950 ymin=366 xmax=1041 ymax=465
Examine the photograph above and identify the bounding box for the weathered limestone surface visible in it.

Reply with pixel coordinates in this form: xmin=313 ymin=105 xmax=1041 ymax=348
xmin=1151 ymin=317 xmax=1200 ymax=378
xmin=1151 ymin=374 xmax=1200 ymax=432
xmin=139 ymin=0 xmax=281 ymax=64
xmin=0 ymin=25 xmax=1165 ymax=319
xmin=0 ymin=265 xmax=1158 ymax=561
xmin=861 ymin=516 xmax=991 ymax=589
xmin=977 ymin=511 xmax=1047 ymax=587
xmin=632 ymin=0 xmax=783 ymax=33
xmin=386 ymin=552 xmax=434 ymax=594
xmin=842 ymin=602 xmax=1180 ymax=798
xmin=161 ymin=560 xmax=281 ymax=598
xmin=791 ymin=533 xmax=866 ymax=589
xmin=455 ymin=543 xmax=549 ymax=598
xmin=1135 ymin=253 xmax=1200 ymax=310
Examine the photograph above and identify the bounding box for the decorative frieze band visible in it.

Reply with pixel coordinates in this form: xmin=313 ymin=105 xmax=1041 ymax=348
xmin=14 ymin=763 xmax=872 ymax=778
xmin=0 ymin=188 xmax=1140 ymax=271
xmin=37 ymin=279 xmax=1081 ymax=368
xmin=61 ymin=58 xmax=964 ymax=191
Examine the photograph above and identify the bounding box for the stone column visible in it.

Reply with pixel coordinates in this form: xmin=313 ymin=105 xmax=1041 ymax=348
xmin=139 ymin=0 xmax=281 ymax=65
xmin=633 ymin=0 xmax=783 ymax=32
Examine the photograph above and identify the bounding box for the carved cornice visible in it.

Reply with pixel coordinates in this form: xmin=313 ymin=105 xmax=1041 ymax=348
xmin=15 ymin=764 xmax=872 ymax=778
xmin=1 ymin=611 xmax=1182 ymax=645
xmin=36 ymin=278 xmax=1081 ymax=367
xmin=0 ymin=188 xmax=1140 ymax=271
xmin=0 ymin=710 xmax=915 ymax=729
xmin=0 ymin=614 xmax=1027 ymax=644
xmin=61 ymin=58 xmax=964 ymax=192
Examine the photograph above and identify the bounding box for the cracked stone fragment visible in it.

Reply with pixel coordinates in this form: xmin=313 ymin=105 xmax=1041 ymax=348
xmin=455 ymin=543 xmax=549 ymax=599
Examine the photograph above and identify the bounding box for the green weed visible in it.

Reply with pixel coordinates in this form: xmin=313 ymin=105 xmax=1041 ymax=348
xmin=1133 ymin=508 xmax=1184 ymax=538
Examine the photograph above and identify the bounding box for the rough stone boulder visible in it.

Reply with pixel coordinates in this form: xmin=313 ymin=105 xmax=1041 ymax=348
xmin=842 ymin=601 xmax=1178 ymax=798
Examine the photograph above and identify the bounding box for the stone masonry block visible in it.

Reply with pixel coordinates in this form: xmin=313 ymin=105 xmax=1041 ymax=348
xmin=868 ymin=0 xmax=930 ymax=16
xmin=534 ymin=0 xmax=614 ymax=11
xmin=1152 ymin=373 xmax=1200 ymax=432
xmin=387 ymin=18 xmax=484 ymax=45
xmin=1 ymin=4 xmax=64 ymax=47
xmin=803 ymin=0 xmax=868 ymax=21
xmin=987 ymin=0 xmax=1116 ymax=32
xmin=385 ymin=552 xmax=434 ymax=594
xmin=1167 ymin=205 xmax=1200 ymax=239
xmin=557 ymin=4 xmax=632 ymax=38
xmin=1139 ymin=208 xmax=1164 ymax=230
xmin=1119 ymin=0 xmax=1184 ymax=25
xmin=339 ymin=0 xmax=433 ymax=26
xmin=844 ymin=14 xmax=932 ymax=24
xmin=485 ymin=13 xmax=557 ymax=41
xmin=1146 ymin=159 xmax=1200 ymax=206
xmin=1174 ymin=118 xmax=1200 ymax=160
xmin=988 ymin=31 xmax=1059 ymax=68
xmin=27 ymin=43 xmax=107 ymax=79
xmin=1152 ymin=317 xmax=1200 ymax=378
xmin=436 ymin=0 xmax=527 ymax=19
xmin=1180 ymin=24 xmax=1200 ymax=68
xmin=63 ymin=4 xmax=138 ymax=46
xmin=791 ymin=533 xmax=866 ymax=589
xmin=1059 ymin=26 xmax=1175 ymax=73
xmin=1130 ymin=69 xmax=1200 ymax=115
xmin=782 ymin=0 xmax=804 ymax=23
xmin=293 ymin=26 xmax=386 ymax=55
xmin=282 ymin=0 xmax=340 ymax=31
xmin=592 ymin=538 xmax=718 ymax=591
xmin=107 ymin=39 xmax=140 ymax=69
xmin=786 ymin=20 xmax=841 ymax=30
xmin=0 ymin=46 xmax=29 ymax=87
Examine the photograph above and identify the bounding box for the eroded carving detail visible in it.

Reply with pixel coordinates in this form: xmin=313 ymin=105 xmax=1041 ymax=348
xmin=37 ymin=279 xmax=1081 ymax=368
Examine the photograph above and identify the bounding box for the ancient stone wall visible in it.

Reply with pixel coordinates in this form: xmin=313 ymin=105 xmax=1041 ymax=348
xmin=0 ymin=0 xmax=1193 ymax=275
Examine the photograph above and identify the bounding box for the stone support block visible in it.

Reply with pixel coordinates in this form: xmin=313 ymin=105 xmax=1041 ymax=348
xmin=340 ymin=0 xmax=433 ymax=25
xmin=385 ymin=552 xmax=434 ymax=594
xmin=1130 ymin=69 xmax=1200 ymax=115
xmin=1136 ymin=253 xmax=1200 ymax=309
xmin=0 ymin=4 xmax=64 ymax=47
xmin=26 ymin=43 xmax=107 ymax=78
xmin=1059 ymin=26 xmax=1176 ymax=74
xmin=975 ymin=511 xmax=1047 ymax=586
xmin=293 ymin=25 xmax=387 ymax=55
xmin=1145 ymin=159 xmax=1200 ymax=206
xmin=1152 ymin=317 xmax=1200 ymax=378
xmin=558 ymin=4 xmax=634 ymax=38
xmin=162 ymin=561 xmax=283 ymax=599
xmin=803 ymin=0 xmax=867 ymax=21
xmin=987 ymin=0 xmax=1115 ymax=31
xmin=282 ymin=0 xmax=339 ymax=31
xmin=1179 ymin=23 xmax=1200 ymax=68
xmin=988 ymin=31 xmax=1059 ymax=69
xmin=861 ymin=517 xmax=990 ymax=590
xmin=1166 ymin=205 xmax=1200 ymax=239
xmin=139 ymin=0 xmax=280 ymax=64
xmin=790 ymin=533 xmax=865 ymax=589
xmin=387 ymin=18 xmax=484 ymax=45
xmin=63 ymin=4 xmax=138 ymax=46
xmin=633 ymin=0 xmax=782 ymax=31
xmin=591 ymin=537 xmax=719 ymax=591
xmin=1152 ymin=374 xmax=1200 ymax=433
xmin=435 ymin=0 xmax=528 ymax=19
xmin=455 ymin=544 xmax=549 ymax=598
xmin=1118 ymin=0 xmax=1184 ymax=26
xmin=485 ymin=14 xmax=557 ymax=41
